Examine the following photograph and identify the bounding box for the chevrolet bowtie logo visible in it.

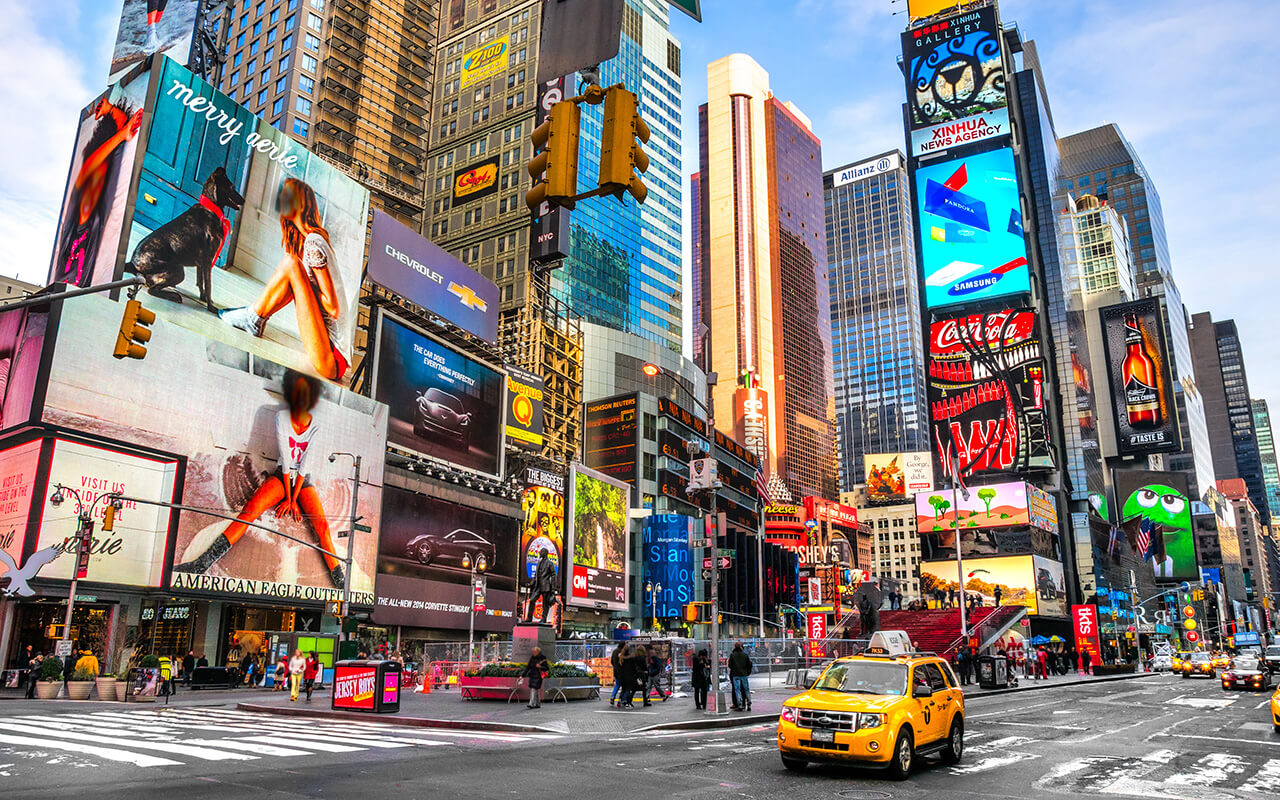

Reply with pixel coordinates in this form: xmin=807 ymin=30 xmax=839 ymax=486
xmin=448 ymin=281 xmax=488 ymax=312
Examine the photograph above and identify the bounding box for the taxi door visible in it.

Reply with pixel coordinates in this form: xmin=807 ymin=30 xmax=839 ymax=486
xmin=916 ymin=663 xmax=952 ymax=744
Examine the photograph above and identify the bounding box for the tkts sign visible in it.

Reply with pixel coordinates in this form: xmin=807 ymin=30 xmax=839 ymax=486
xmin=928 ymin=309 xmax=1054 ymax=480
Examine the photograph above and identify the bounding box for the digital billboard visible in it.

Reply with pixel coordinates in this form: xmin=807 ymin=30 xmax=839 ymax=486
xmin=0 ymin=305 xmax=49 ymax=432
xmin=583 ymin=393 xmax=639 ymax=487
xmin=373 ymin=486 xmax=519 ymax=632
xmin=907 ymin=0 xmax=983 ymax=23
xmin=642 ymin=514 xmax=694 ymax=620
xmin=865 ymin=452 xmax=934 ymax=504
xmin=566 ymin=463 xmax=630 ymax=611
xmin=452 ymin=156 xmax=501 ymax=204
xmin=519 ymin=468 xmax=565 ymax=621
xmin=40 ymin=293 xmax=387 ymax=605
xmin=1099 ymin=299 xmax=1181 ymax=456
xmin=109 ymin=0 xmax=202 ymax=82
xmin=372 ymin=311 xmax=506 ymax=478
xmin=915 ymin=147 xmax=1030 ymax=307
xmin=33 ymin=438 xmax=179 ymax=588
xmin=1115 ymin=470 xmax=1196 ymax=582
xmin=902 ymin=6 xmax=1008 ymax=158
xmin=0 ymin=440 xmax=42 ymax=570
xmin=461 ymin=35 xmax=510 ymax=88
xmin=1027 ymin=484 xmax=1058 ymax=532
xmin=914 ymin=480 xmax=1055 ymax=560
xmin=928 ymin=309 xmax=1053 ymax=481
xmin=505 ymin=367 xmax=545 ymax=451
xmin=366 ymin=210 xmax=499 ymax=343
xmin=921 ymin=554 xmax=1066 ymax=617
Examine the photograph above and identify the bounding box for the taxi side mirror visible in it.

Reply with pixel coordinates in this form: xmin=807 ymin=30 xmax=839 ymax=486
xmin=913 ymin=684 xmax=934 ymax=699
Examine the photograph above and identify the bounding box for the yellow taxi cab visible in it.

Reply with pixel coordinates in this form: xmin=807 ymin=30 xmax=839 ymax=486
xmin=1271 ymin=685 xmax=1280 ymax=733
xmin=1171 ymin=652 xmax=1187 ymax=672
xmin=777 ymin=631 xmax=964 ymax=780
xmin=1212 ymin=651 xmax=1231 ymax=670
xmin=1180 ymin=651 xmax=1216 ymax=679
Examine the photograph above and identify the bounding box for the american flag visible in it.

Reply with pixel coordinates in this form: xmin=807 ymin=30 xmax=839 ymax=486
xmin=1107 ymin=526 xmax=1120 ymax=556
xmin=754 ymin=467 xmax=773 ymax=505
xmin=1135 ymin=519 xmax=1155 ymax=562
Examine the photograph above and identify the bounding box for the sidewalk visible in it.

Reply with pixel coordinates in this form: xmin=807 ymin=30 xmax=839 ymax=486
xmin=963 ymin=667 xmax=1161 ymax=698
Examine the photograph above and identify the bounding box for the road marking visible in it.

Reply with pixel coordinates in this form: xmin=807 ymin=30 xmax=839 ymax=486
xmin=978 ymin=720 xmax=1085 ymax=731
xmin=250 ymin=735 xmax=363 ymax=753
xmin=1153 ymin=732 xmax=1280 ymax=748
xmin=949 ymin=751 xmax=1039 ymax=775
xmin=967 ymin=700 xmax=1061 ymax=719
xmin=0 ymin=722 xmax=254 ymax=761
xmin=0 ymin=732 xmax=181 ymax=768
xmin=1165 ymin=752 xmax=1246 ymax=787
xmin=1167 ymin=696 xmax=1237 ymax=709
xmin=968 ymin=736 xmax=1036 ymax=752
xmin=1241 ymin=759 xmax=1280 ymax=794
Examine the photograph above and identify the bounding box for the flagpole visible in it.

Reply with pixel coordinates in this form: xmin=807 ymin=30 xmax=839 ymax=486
xmin=952 ymin=452 xmax=967 ymax=648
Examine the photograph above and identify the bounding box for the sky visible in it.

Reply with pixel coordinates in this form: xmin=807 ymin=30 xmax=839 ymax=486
xmin=1 ymin=0 xmax=1277 ymax=404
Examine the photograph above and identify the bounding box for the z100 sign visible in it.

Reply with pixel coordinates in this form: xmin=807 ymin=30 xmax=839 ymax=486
xmin=928 ymin=310 xmax=1054 ymax=481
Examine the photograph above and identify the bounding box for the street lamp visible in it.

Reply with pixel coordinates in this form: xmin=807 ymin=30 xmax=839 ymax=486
xmin=47 ymin=484 xmax=121 ymax=687
xmin=646 ymin=580 xmax=663 ymax=630
xmin=465 ymin=553 xmax=488 ymax=662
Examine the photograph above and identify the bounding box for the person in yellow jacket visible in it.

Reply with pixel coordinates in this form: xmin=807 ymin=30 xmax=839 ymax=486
xmin=158 ymin=655 xmax=173 ymax=696
xmin=74 ymin=650 xmax=99 ymax=677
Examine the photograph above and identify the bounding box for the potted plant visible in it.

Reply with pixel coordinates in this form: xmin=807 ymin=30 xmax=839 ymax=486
xmin=96 ymin=668 xmax=117 ymax=702
xmin=113 ymin=668 xmax=130 ymax=702
xmin=67 ymin=667 xmax=96 ymax=700
xmin=35 ymin=657 xmax=63 ymax=699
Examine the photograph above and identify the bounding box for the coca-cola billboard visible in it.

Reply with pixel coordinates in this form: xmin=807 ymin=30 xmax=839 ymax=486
xmin=928 ymin=309 xmax=1054 ymax=481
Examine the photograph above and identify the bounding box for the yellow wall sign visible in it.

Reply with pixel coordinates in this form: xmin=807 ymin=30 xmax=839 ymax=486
xmin=461 ymin=35 xmax=510 ymax=88
xmin=907 ymin=0 xmax=981 ymax=23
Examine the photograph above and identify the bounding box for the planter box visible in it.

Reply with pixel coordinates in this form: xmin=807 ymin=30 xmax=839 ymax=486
xmin=96 ymin=677 xmax=117 ymax=701
xmin=66 ymin=681 xmax=94 ymax=700
xmin=35 ymin=681 xmax=61 ymax=700
xmin=114 ymin=680 xmax=129 ymax=702
xmin=457 ymin=675 xmax=600 ymax=701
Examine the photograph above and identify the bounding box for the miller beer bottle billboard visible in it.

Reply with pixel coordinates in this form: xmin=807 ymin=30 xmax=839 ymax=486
xmin=1099 ymin=300 xmax=1181 ymax=457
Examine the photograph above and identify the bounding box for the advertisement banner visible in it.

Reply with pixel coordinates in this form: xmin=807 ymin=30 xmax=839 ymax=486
xmin=807 ymin=612 xmax=826 ymax=658
xmin=332 ymin=664 xmax=378 ymax=711
xmin=504 ymin=367 xmax=545 ymax=450
xmin=915 ymin=147 xmax=1029 ymax=307
xmin=33 ymin=438 xmax=178 ymax=587
xmin=530 ymin=76 xmax=571 ymax=265
xmin=1072 ymin=604 xmax=1103 ymax=666
xmin=921 ymin=554 xmax=1065 ymax=617
xmin=583 ymin=393 xmax=639 ymax=487
xmin=41 ymin=293 xmax=387 ymax=605
xmin=865 ymin=452 xmax=934 ymax=504
xmin=928 ymin=309 xmax=1053 ymax=480
xmin=0 ymin=305 xmax=49 ymax=433
xmin=461 ymin=35 xmax=510 ymax=88
xmin=915 ymin=481 xmax=1055 ymax=561
xmin=907 ymin=0 xmax=982 ymax=23
xmin=452 ymin=156 xmax=501 ymax=204
xmin=642 ymin=515 xmax=694 ymax=620
xmin=735 ymin=387 xmax=770 ymax=472
xmin=0 ymin=440 xmax=42 ymax=570
xmin=110 ymin=0 xmax=202 ymax=82
xmin=566 ymin=463 xmax=630 ymax=611
xmin=1026 ymin=484 xmax=1058 ymax=532
xmin=520 ymin=467 xmax=564 ymax=623
xmin=832 ymin=152 xmax=901 ymax=188
xmin=372 ymin=311 xmax=506 ymax=478
xmin=1115 ymin=470 xmax=1196 ymax=582
xmin=903 ymin=6 xmax=1007 ymax=156
xmin=372 ymin=486 xmax=519 ymax=632
xmin=367 ymin=210 xmax=499 ymax=343
xmin=1099 ymin=299 xmax=1181 ymax=456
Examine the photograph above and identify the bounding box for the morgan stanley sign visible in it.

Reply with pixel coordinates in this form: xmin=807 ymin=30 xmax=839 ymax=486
xmin=367 ymin=210 xmax=500 ymax=343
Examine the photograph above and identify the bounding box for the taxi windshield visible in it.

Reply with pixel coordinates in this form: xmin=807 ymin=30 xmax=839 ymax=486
xmin=1189 ymin=653 xmax=1211 ymax=663
xmin=814 ymin=661 xmax=908 ymax=696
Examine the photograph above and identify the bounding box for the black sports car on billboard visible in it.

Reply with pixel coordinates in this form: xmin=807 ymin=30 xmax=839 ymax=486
xmin=1036 ymin=568 xmax=1061 ymax=600
xmin=406 ymin=528 xmax=495 ymax=572
xmin=414 ymin=388 xmax=471 ymax=446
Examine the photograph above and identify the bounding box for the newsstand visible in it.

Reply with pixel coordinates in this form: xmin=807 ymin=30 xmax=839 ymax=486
xmin=331 ymin=659 xmax=402 ymax=713
xmin=976 ymin=654 xmax=1010 ymax=689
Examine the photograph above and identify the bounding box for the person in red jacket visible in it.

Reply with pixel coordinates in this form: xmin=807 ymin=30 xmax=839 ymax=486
xmin=303 ymin=651 xmax=321 ymax=701
xmin=1036 ymin=647 xmax=1049 ymax=680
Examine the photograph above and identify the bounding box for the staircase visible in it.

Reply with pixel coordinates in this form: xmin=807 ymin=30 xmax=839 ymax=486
xmin=878 ymin=605 xmax=1025 ymax=659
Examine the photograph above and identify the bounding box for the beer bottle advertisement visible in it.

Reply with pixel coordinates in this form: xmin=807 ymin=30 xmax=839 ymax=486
xmin=1100 ymin=300 xmax=1181 ymax=457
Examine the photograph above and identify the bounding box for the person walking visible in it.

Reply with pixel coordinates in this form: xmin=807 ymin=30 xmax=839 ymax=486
xmin=993 ymin=586 xmax=1003 ymax=606
xmin=633 ymin=646 xmax=653 ymax=707
xmin=523 ymin=647 xmax=549 ymax=709
xmin=1036 ymin=647 xmax=1049 ymax=680
xmin=1080 ymin=647 xmax=1092 ymax=675
xmin=728 ymin=642 xmax=753 ymax=711
xmin=616 ymin=645 xmax=637 ymax=709
xmin=609 ymin=643 xmax=626 ymax=707
xmin=303 ymin=651 xmax=320 ymax=701
xmin=24 ymin=653 xmax=42 ymax=699
xmin=158 ymin=654 xmax=173 ymax=696
xmin=691 ymin=649 xmax=710 ymax=710
xmin=957 ymin=646 xmax=971 ymax=686
xmin=647 ymin=650 xmax=667 ymax=701
xmin=288 ymin=649 xmax=306 ymax=701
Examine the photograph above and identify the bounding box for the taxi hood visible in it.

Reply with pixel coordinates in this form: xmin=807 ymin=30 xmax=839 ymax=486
xmin=785 ymin=690 xmax=910 ymax=714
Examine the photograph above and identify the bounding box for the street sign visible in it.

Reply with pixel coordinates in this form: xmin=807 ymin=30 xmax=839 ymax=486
xmin=701 ymin=569 xmax=713 ymax=580
xmin=354 ymin=523 xmax=372 ymax=533
xmin=716 ymin=548 xmax=736 ymax=558
xmin=689 ymin=538 xmax=711 ymax=549
xmin=670 ymin=0 xmax=702 ymax=21
xmin=1020 ymin=618 xmax=1030 ymax=627
xmin=702 ymin=556 xmax=733 ymax=570
xmin=537 ymin=0 xmax=624 ymax=85
xmin=55 ymin=639 xmax=73 ymax=657
xmin=475 ymin=604 xmax=486 ymax=613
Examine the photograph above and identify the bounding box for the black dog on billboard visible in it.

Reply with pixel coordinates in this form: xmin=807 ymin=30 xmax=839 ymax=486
xmin=125 ymin=166 xmax=243 ymax=312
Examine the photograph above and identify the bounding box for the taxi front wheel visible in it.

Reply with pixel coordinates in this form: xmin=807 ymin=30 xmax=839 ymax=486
xmin=781 ymin=755 xmax=808 ymax=773
xmin=886 ymin=728 xmax=914 ymax=781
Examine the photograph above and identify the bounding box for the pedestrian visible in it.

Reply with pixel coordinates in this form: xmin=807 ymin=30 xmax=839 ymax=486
xmin=275 ymin=657 xmax=288 ymax=691
xmin=616 ymin=645 xmax=637 ymax=709
xmin=633 ymin=646 xmax=652 ymax=707
xmin=288 ymin=649 xmax=306 ymax=701
xmin=24 ymin=653 xmax=41 ymax=699
xmin=304 ymin=651 xmax=320 ymax=701
xmin=948 ymin=588 xmax=957 ymax=608
xmin=158 ymin=654 xmax=174 ymax=696
xmin=75 ymin=649 xmax=100 ymax=677
xmin=1069 ymin=646 xmax=1079 ymax=674
xmin=609 ymin=642 xmax=626 ymax=707
xmin=1080 ymin=647 xmax=1092 ymax=675
xmin=691 ymin=649 xmax=710 ymax=710
xmin=728 ymin=642 xmax=753 ymax=711
xmin=993 ymin=586 xmax=1003 ymax=606
xmin=957 ymin=646 xmax=972 ymax=686
xmin=196 ymin=652 xmax=209 ymax=668
xmin=523 ymin=646 xmax=549 ymax=709
xmin=183 ymin=650 xmax=195 ymax=685
xmin=1036 ymin=647 xmax=1049 ymax=680
xmin=647 ymin=649 xmax=667 ymax=701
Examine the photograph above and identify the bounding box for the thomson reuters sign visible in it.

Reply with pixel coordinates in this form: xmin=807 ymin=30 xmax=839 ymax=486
xmin=453 ymin=156 xmax=500 ymax=203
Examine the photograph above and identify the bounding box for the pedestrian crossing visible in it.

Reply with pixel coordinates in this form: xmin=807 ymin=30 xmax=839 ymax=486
xmin=1034 ymin=749 xmax=1280 ymax=798
xmin=0 ymin=707 xmax=560 ymax=774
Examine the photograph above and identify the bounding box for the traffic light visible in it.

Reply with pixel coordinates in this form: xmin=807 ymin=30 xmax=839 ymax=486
xmin=113 ymin=299 xmax=155 ymax=359
xmin=598 ymin=86 xmax=650 ymax=204
xmin=103 ymin=504 xmax=116 ymax=532
xmin=684 ymin=603 xmax=699 ymax=623
xmin=526 ymin=100 xmax=581 ymax=212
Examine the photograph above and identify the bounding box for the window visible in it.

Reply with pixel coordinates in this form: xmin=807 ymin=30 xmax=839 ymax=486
xmin=299 ymin=76 xmax=314 ymax=94
xmin=282 ymin=33 xmax=292 ymax=50
xmin=256 ymin=2 xmax=265 ymax=14
xmin=230 ymin=70 xmax=240 ymax=86
xmin=275 ymin=76 xmax=286 ymax=93
xmin=295 ymin=97 xmax=312 ymax=116
xmin=468 ymin=138 xmax=488 ymax=157
xmin=267 ymin=29 xmax=276 ymax=44
xmin=301 ymin=53 xmax=317 ymax=71
xmin=293 ymin=119 xmax=310 ymax=137
xmin=505 ymin=92 xmax=524 ymax=111
xmin=279 ymin=53 xmax=291 ymax=71
xmin=253 ymin=21 xmax=262 ymax=36
xmin=471 ymin=107 xmax=490 ymax=124
xmin=270 ymin=8 xmax=279 ymax=23
xmin=236 ymin=32 xmax=245 ymax=48
xmin=308 ymin=13 xmax=322 ymax=31
xmin=304 ymin=33 xmax=320 ymax=51
xmin=311 ymin=0 xmax=325 ymax=8
xmin=257 ymin=88 xmax=267 ymax=106
xmin=250 ymin=40 xmax=259 ymax=55
xmin=272 ymin=98 xmax=284 ymax=115
xmin=507 ymin=69 xmax=525 ymax=89
xmin=246 ymin=58 xmax=256 ymax=75
xmin=285 ymin=14 xmax=296 ymax=31
xmin=233 ymin=51 xmax=243 ymax=67
xmin=474 ymin=86 xmax=490 ymax=102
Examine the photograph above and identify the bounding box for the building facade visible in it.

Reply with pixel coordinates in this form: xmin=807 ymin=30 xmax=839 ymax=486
xmin=693 ymin=53 xmax=836 ymax=501
xmin=1251 ymin=399 xmax=1280 ymax=521
xmin=823 ymin=151 xmax=926 ymax=492
xmin=843 ymin=496 xmax=921 ymax=602
xmin=1058 ymin=193 xmax=1135 ymax=299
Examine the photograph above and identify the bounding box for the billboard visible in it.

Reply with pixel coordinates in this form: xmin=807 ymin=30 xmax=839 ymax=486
xmin=520 ymin=467 xmax=565 ymax=615
xmin=907 ymin=0 xmax=983 ymax=23
xmin=452 ymin=157 xmax=501 ymax=204
xmin=1027 ymin=484 xmax=1058 ymax=532
xmin=914 ymin=480 xmax=1055 ymax=560
xmin=902 ymin=6 xmax=1008 ymax=158
xmin=1115 ymin=470 xmax=1196 ymax=582
xmin=583 ymin=393 xmax=639 ymax=487
xmin=109 ymin=0 xmax=202 ymax=82
xmin=366 ymin=210 xmax=499 ymax=343
xmin=530 ymin=76 xmax=571 ymax=265
xmin=566 ymin=463 xmax=630 ymax=611
xmin=461 ymin=35 xmax=510 ymax=88
xmin=41 ymin=293 xmax=387 ymax=605
xmin=642 ymin=514 xmax=694 ymax=620
xmin=735 ymin=386 xmax=770 ymax=472
xmin=505 ymin=367 xmax=545 ymax=450
xmin=372 ymin=311 xmax=506 ymax=479
xmin=48 ymin=80 xmax=147 ymax=289
xmin=0 ymin=305 xmax=50 ymax=432
xmin=0 ymin=440 xmax=42 ymax=569
xmin=865 ymin=452 xmax=934 ymax=503
xmin=915 ymin=147 xmax=1030 ymax=307
xmin=1099 ymin=299 xmax=1181 ymax=456
xmin=921 ymin=554 xmax=1066 ymax=617
xmin=1072 ymin=604 xmax=1103 ymax=666
xmin=33 ymin=438 xmax=179 ymax=587
xmin=928 ymin=309 xmax=1053 ymax=480
xmin=372 ymin=486 xmax=519 ymax=632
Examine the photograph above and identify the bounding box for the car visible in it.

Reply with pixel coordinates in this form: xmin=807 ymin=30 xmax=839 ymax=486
xmin=1211 ymin=652 xmax=1231 ymax=670
xmin=1171 ymin=652 xmax=1187 ymax=672
xmin=1036 ymin=568 xmax=1060 ymax=600
xmin=1264 ymin=645 xmax=1280 ymax=675
xmin=777 ymin=647 xmax=964 ymax=780
xmin=414 ymin=388 xmax=472 ymax=447
xmin=1221 ymin=655 xmax=1273 ymax=692
xmin=1271 ymin=685 xmax=1280 ymax=733
xmin=1180 ymin=651 xmax=1215 ymax=679
xmin=1150 ymin=653 xmax=1173 ymax=672
xmin=405 ymin=527 xmax=495 ymax=571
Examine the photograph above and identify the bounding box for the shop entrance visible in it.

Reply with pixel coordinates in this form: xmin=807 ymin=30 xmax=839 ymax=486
xmin=137 ymin=601 xmax=196 ymax=662
xmin=218 ymin=604 xmax=321 ymax=671
xmin=6 ymin=600 xmax=113 ymax=668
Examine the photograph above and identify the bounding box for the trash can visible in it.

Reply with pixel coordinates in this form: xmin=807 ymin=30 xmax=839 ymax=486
xmin=331 ymin=660 xmax=402 ymax=713
xmin=976 ymin=655 xmax=1009 ymax=689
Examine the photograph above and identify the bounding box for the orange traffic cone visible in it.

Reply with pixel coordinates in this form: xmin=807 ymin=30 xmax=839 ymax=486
xmin=420 ymin=671 xmax=432 ymax=693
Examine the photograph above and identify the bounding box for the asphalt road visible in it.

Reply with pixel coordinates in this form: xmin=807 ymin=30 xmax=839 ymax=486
xmin=0 ymin=674 xmax=1277 ymax=799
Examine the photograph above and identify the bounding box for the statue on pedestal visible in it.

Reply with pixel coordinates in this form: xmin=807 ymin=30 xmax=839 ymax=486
xmin=524 ymin=548 xmax=558 ymax=624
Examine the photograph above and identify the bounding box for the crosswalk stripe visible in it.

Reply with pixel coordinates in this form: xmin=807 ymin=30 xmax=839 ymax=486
xmin=250 ymin=735 xmax=364 ymax=753
xmin=1166 ymin=753 xmax=1247 ymax=787
xmin=1240 ymin=758 xmax=1280 ymax=794
xmin=0 ymin=732 xmax=181 ymax=768
xmin=191 ymin=739 xmax=317 ymax=757
xmin=0 ymin=722 xmax=253 ymax=762
xmin=949 ymin=751 xmax=1039 ymax=775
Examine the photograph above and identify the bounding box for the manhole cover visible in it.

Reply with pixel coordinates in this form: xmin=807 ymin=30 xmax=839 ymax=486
xmin=837 ymin=792 xmax=892 ymax=799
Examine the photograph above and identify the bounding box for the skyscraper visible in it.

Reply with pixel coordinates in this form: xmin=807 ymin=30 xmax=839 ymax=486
xmin=693 ymin=53 xmax=835 ymax=501
xmin=1058 ymin=193 xmax=1135 ymax=299
xmin=1191 ymin=313 xmax=1269 ymax=525
xmin=1251 ymin=399 xmax=1280 ymax=520
xmin=822 ymin=151 xmax=925 ymax=491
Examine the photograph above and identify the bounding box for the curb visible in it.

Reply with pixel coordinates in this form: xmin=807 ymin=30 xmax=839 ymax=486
xmin=235 ymin=702 xmax=564 ymax=735
xmin=634 ymin=712 xmax=778 ymax=733
xmin=965 ymin=670 xmax=1161 ymax=698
